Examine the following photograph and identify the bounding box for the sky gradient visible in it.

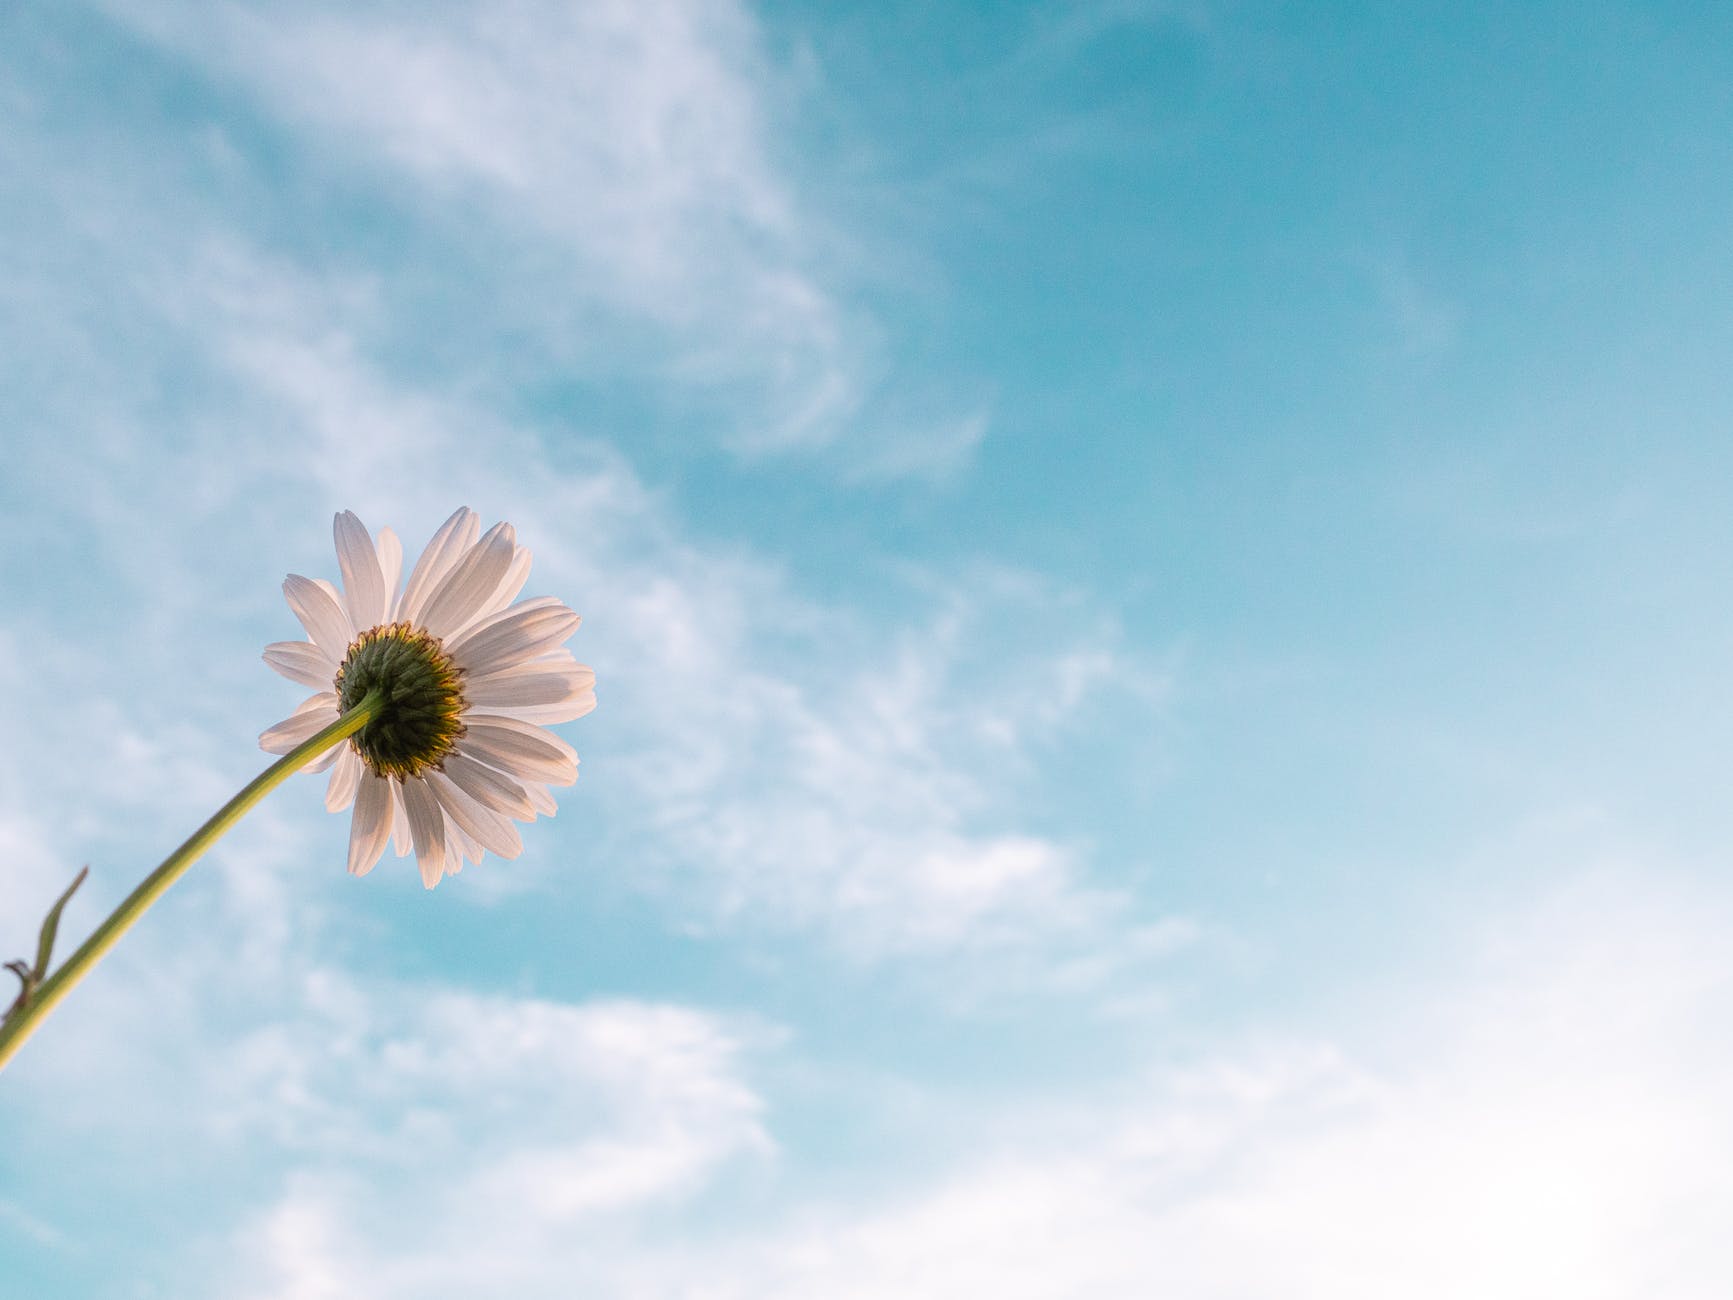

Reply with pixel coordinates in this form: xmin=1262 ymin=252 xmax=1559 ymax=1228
xmin=4 ymin=1 xmax=1733 ymax=1295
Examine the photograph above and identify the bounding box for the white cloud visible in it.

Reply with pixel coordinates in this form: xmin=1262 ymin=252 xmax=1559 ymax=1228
xmin=0 ymin=165 xmax=1163 ymax=966
xmin=689 ymin=869 xmax=1733 ymax=1300
xmin=211 ymin=987 xmax=770 ymax=1299
xmin=840 ymin=409 xmax=992 ymax=485
xmin=0 ymin=750 xmax=770 ymax=1294
xmin=153 ymin=238 xmax=1164 ymax=958
xmin=1 ymin=4 xmax=1135 ymax=966
xmin=213 ymin=988 xmax=770 ymax=1300
xmin=0 ymin=41 xmax=1175 ymax=1286
xmin=194 ymin=866 xmax=1733 ymax=1299
xmin=0 ymin=690 xmax=771 ymax=1295
xmin=87 ymin=0 xmax=896 ymax=459
xmin=606 ymin=563 xmax=1164 ymax=958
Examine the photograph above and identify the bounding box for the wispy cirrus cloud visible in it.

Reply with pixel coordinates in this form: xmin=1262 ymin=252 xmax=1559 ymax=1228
xmin=220 ymin=986 xmax=771 ymax=1300
xmin=0 ymin=12 xmax=1177 ymax=1287
xmin=207 ymin=248 xmax=1171 ymax=960
xmin=83 ymin=0 xmax=987 ymax=473
xmin=3 ymin=3 xmax=1130 ymax=968
xmin=0 ymin=128 xmax=1167 ymax=967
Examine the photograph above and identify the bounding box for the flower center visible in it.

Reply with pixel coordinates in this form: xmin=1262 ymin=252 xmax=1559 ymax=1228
xmin=335 ymin=622 xmax=466 ymax=779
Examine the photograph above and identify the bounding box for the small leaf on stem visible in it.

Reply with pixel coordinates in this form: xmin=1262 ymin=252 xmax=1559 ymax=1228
xmin=33 ymin=866 xmax=89 ymax=984
xmin=3 ymin=866 xmax=88 ymax=1023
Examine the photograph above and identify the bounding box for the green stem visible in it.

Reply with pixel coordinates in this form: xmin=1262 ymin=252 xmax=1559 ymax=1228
xmin=0 ymin=688 xmax=386 ymax=1075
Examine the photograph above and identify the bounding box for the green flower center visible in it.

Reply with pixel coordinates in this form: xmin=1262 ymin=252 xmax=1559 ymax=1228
xmin=335 ymin=622 xmax=466 ymax=779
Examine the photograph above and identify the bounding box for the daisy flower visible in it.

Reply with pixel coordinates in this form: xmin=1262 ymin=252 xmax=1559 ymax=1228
xmin=259 ymin=508 xmax=594 ymax=888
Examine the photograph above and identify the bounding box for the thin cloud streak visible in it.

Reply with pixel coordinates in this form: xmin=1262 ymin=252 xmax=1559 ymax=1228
xmin=88 ymin=0 xmax=886 ymax=459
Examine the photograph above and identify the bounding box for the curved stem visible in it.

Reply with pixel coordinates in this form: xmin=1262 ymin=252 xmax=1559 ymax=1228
xmin=0 ymin=689 xmax=386 ymax=1074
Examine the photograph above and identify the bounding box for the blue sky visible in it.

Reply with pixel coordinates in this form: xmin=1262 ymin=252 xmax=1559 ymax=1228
xmin=4 ymin=0 xmax=1733 ymax=1294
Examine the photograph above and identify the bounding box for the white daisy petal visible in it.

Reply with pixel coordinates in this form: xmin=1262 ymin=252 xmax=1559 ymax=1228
xmin=348 ymin=773 xmax=393 ymax=876
xmin=263 ymin=640 xmax=337 ymax=689
xmin=283 ymin=574 xmax=355 ymax=660
xmin=334 ymin=511 xmax=388 ymax=630
xmin=475 ymin=645 xmax=585 ymax=677
xmin=476 ymin=646 xmax=577 ymax=677
xmin=401 ymin=777 xmax=449 ymax=888
xmin=388 ymin=781 xmax=412 ymax=856
xmin=427 ymin=770 xmax=523 ymax=860
xmin=325 ymin=746 xmax=362 ymax=812
xmin=418 ymin=522 xmax=516 ymax=639
xmin=465 ymin=662 xmax=595 ymax=709
xmin=263 ymin=509 xmax=591 ymax=880
xmin=306 ymin=745 xmax=344 ymax=775
xmin=443 ymin=596 xmax=565 ymax=655
xmin=470 ymin=693 xmax=596 ymax=726
xmin=567 ymin=688 xmax=598 ymax=722
xmin=259 ymin=698 xmax=340 ymax=755
xmin=467 ymin=653 xmax=593 ymax=683
xmin=397 ymin=507 xmax=479 ymax=625
xmin=466 ymin=713 xmax=577 ymax=761
xmin=443 ymin=816 xmax=480 ymax=869
xmin=448 ymin=605 xmax=582 ymax=675
xmin=442 ymin=752 xmax=535 ymax=819
xmin=497 ymin=544 xmax=534 ymax=602
xmin=376 ymin=526 xmax=404 ymax=615
xmin=464 ymin=721 xmax=578 ymax=786
xmin=313 ymin=578 xmax=356 ymax=639
xmin=477 ymin=544 xmax=534 ymax=622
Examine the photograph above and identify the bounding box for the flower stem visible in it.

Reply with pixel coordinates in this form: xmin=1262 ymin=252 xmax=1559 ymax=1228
xmin=0 ymin=688 xmax=387 ymax=1075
